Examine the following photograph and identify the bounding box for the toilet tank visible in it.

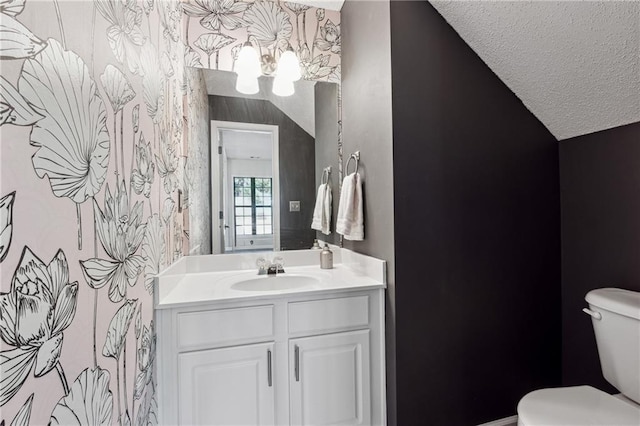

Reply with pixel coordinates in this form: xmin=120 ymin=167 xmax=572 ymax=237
xmin=585 ymin=288 xmax=640 ymax=404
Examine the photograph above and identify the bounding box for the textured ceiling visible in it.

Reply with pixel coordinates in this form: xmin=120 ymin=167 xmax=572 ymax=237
xmin=430 ymin=1 xmax=640 ymax=140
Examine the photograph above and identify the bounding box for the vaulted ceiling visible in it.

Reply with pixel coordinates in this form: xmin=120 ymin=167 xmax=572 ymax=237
xmin=430 ymin=0 xmax=640 ymax=140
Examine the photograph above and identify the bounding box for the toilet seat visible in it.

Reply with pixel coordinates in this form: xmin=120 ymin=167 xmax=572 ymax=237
xmin=517 ymin=385 xmax=640 ymax=426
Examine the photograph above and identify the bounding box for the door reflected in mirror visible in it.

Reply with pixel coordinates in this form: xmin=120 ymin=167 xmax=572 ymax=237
xmin=212 ymin=122 xmax=280 ymax=253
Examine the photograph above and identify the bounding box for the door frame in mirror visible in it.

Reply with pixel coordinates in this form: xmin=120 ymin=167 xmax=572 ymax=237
xmin=211 ymin=120 xmax=280 ymax=253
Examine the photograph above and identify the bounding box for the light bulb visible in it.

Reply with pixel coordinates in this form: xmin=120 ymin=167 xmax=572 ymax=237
xmin=235 ymin=44 xmax=261 ymax=78
xmin=236 ymin=74 xmax=259 ymax=95
xmin=272 ymin=75 xmax=294 ymax=97
xmin=276 ymin=50 xmax=301 ymax=82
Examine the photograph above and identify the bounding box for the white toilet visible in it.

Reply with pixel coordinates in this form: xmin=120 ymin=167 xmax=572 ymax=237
xmin=517 ymin=288 xmax=640 ymax=426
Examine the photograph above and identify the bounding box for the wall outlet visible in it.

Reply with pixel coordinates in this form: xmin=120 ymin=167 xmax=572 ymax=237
xmin=289 ymin=201 xmax=301 ymax=212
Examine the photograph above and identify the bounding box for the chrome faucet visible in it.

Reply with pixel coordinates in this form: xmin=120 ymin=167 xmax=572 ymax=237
xmin=256 ymin=256 xmax=285 ymax=275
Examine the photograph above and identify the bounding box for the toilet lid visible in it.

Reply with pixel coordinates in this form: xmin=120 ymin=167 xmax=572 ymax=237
xmin=518 ymin=386 xmax=640 ymax=426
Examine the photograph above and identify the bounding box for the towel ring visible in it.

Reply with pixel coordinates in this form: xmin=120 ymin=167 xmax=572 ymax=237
xmin=345 ymin=151 xmax=360 ymax=175
xmin=322 ymin=167 xmax=331 ymax=185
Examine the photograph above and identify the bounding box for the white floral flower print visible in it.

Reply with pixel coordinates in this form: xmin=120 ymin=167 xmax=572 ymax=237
xmin=103 ymin=299 xmax=137 ymax=360
xmin=328 ymin=63 xmax=340 ymax=85
xmin=0 ymin=76 xmax=43 ymax=127
xmin=95 ymin=0 xmax=146 ymax=74
xmin=131 ymin=134 xmax=155 ymax=199
xmin=158 ymin=0 xmax=182 ymax=43
xmin=0 ymin=191 xmax=15 ymax=262
xmin=243 ymin=1 xmax=292 ymax=48
xmin=132 ymin=103 xmax=140 ymax=133
xmin=134 ymin=322 xmax=155 ymax=400
xmin=182 ymin=0 xmax=249 ymax=32
xmin=0 ymin=0 xmax=26 ymax=17
xmin=285 ymin=2 xmax=311 ymax=15
xmin=80 ymin=182 xmax=146 ymax=303
xmin=184 ymin=44 xmax=203 ymax=68
xmin=100 ymin=64 xmax=136 ymax=113
xmin=138 ymin=43 xmax=165 ymax=124
xmin=18 ymin=38 xmax=110 ymax=204
xmin=315 ymin=19 xmax=340 ymax=54
xmin=193 ymin=32 xmax=235 ymax=68
xmin=156 ymin=135 xmax=179 ymax=195
xmin=103 ymin=298 xmax=137 ymax=426
xmin=49 ymin=367 xmax=113 ymax=426
xmin=141 ymin=214 xmax=164 ymax=295
xmin=298 ymin=45 xmax=333 ymax=80
xmin=134 ymin=305 xmax=141 ymax=339
xmin=285 ymin=2 xmax=311 ymax=49
xmin=160 ymin=51 xmax=174 ymax=78
xmin=162 ymin=198 xmax=175 ymax=226
xmin=7 ymin=393 xmax=33 ymax=426
xmin=0 ymin=4 xmax=46 ymax=60
xmin=0 ymin=247 xmax=78 ymax=406
xmin=143 ymin=0 xmax=153 ymax=16
xmin=135 ymin=378 xmax=157 ymax=426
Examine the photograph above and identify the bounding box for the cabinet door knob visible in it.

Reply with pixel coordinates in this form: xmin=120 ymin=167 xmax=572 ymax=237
xmin=294 ymin=345 xmax=300 ymax=382
xmin=267 ymin=349 xmax=272 ymax=387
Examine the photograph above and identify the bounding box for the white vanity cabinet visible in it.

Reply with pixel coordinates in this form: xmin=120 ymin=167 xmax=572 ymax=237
xmin=289 ymin=330 xmax=371 ymax=425
xmin=157 ymin=289 xmax=386 ymax=426
xmin=178 ymin=342 xmax=276 ymax=425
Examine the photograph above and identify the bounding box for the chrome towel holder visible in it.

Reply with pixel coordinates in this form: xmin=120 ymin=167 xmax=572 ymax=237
xmin=345 ymin=151 xmax=360 ymax=175
xmin=322 ymin=166 xmax=331 ymax=184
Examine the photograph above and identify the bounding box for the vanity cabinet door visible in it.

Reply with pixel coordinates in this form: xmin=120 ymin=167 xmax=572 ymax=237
xmin=178 ymin=342 xmax=276 ymax=425
xmin=289 ymin=330 xmax=371 ymax=425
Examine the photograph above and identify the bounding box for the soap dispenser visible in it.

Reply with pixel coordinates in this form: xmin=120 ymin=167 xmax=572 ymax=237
xmin=312 ymin=239 xmax=321 ymax=249
xmin=320 ymin=244 xmax=333 ymax=269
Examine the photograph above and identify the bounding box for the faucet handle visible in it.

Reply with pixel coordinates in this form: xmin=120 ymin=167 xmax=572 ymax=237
xmin=256 ymin=257 xmax=268 ymax=275
xmin=272 ymin=256 xmax=285 ymax=273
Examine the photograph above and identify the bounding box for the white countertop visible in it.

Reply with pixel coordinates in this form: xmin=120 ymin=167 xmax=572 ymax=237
xmin=154 ymin=248 xmax=387 ymax=309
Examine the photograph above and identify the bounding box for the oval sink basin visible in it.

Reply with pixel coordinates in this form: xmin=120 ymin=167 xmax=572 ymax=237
xmin=231 ymin=275 xmax=320 ymax=292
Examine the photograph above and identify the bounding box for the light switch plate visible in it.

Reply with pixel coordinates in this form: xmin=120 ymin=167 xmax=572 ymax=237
xmin=289 ymin=201 xmax=301 ymax=212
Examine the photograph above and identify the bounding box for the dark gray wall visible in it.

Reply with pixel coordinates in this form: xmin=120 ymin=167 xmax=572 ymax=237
xmin=314 ymin=82 xmax=340 ymax=246
xmin=341 ymin=2 xmax=397 ymax=424
xmin=209 ymin=95 xmax=316 ymax=250
xmin=559 ymin=121 xmax=640 ymax=391
xmin=391 ymin=2 xmax=561 ymax=424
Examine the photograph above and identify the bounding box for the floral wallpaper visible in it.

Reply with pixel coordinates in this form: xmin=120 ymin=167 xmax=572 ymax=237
xmin=0 ymin=0 xmax=340 ymax=423
xmin=183 ymin=0 xmax=341 ymax=83
xmin=0 ymin=0 xmax=187 ymax=424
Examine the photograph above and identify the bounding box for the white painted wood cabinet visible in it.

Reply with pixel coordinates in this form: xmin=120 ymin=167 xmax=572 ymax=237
xmin=178 ymin=342 xmax=275 ymax=425
xmin=157 ymin=289 xmax=386 ymax=425
xmin=290 ymin=330 xmax=371 ymax=425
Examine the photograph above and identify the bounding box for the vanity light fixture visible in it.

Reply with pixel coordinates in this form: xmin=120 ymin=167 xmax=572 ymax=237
xmin=235 ymin=42 xmax=261 ymax=95
xmin=234 ymin=40 xmax=301 ymax=97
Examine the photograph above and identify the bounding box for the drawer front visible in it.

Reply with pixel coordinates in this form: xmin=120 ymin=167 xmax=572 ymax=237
xmin=288 ymin=295 xmax=369 ymax=335
xmin=177 ymin=305 xmax=274 ymax=350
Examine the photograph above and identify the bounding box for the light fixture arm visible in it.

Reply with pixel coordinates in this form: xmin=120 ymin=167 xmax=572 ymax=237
xmin=246 ymin=36 xmax=264 ymax=59
xmin=245 ymin=36 xmax=278 ymax=76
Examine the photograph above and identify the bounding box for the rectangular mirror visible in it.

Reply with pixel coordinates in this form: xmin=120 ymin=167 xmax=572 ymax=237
xmin=185 ymin=68 xmax=340 ymax=255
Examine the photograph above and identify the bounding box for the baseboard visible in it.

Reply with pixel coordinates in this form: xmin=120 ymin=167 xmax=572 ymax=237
xmin=477 ymin=415 xmax=518 ymax=426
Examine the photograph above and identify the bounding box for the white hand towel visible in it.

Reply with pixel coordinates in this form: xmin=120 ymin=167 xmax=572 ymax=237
xmin=336 ymin=172 xmax=364 ymax=241
xmin=311 ymin=183 xmax=332 ymax=235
